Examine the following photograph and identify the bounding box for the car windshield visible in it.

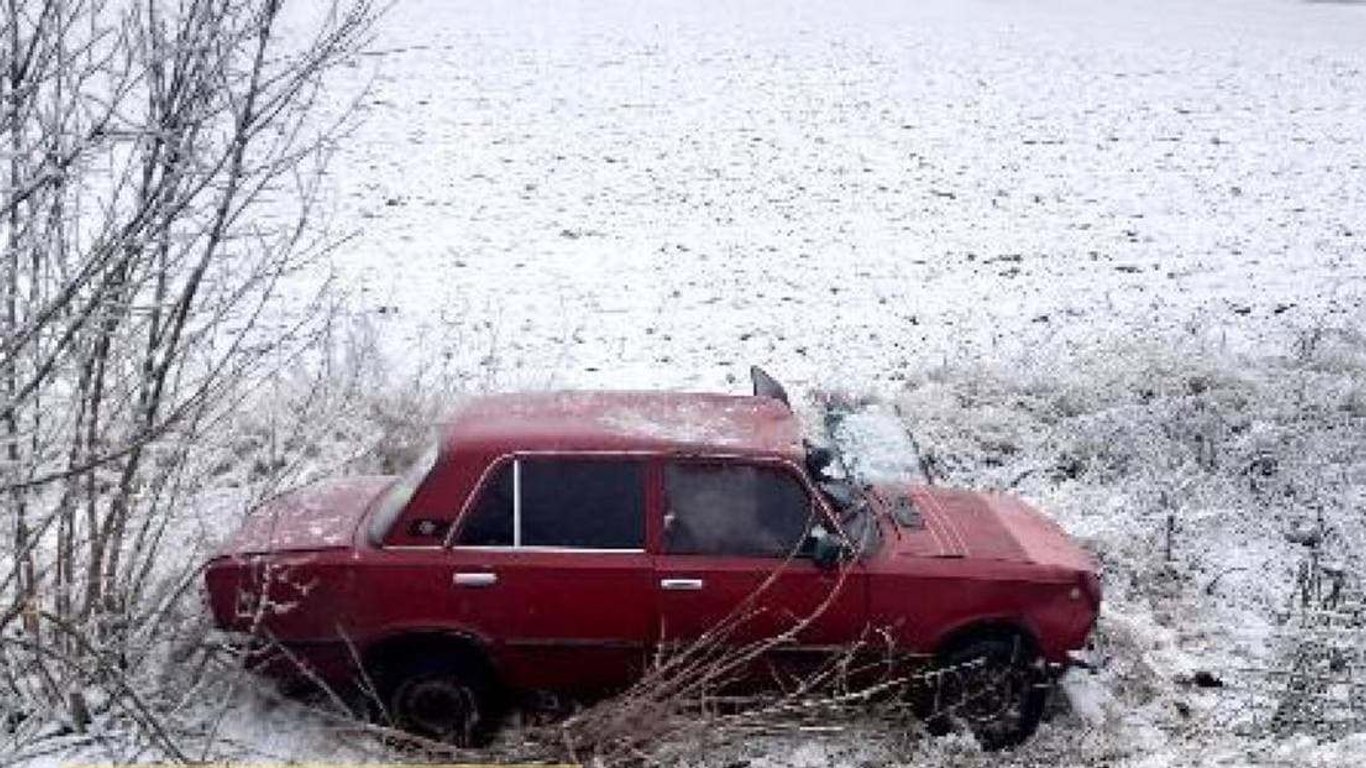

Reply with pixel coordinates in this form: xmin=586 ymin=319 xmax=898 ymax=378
xmin=367 ymin=441 xmax=440 ymax=544
xmin=817 ymin=476 xmax=880 ymax=557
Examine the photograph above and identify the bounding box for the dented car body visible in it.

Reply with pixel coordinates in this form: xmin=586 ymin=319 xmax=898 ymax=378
xmin=205 ymin=375 xmax=1100 ymax=748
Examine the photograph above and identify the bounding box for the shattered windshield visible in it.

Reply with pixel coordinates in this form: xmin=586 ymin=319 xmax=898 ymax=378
xmin=806 ymin=399 xmax=931 ymax=557
xmin=367 ymin=441 xmax=440 ymax=544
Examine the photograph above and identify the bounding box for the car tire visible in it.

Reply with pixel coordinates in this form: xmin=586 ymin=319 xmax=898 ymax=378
xmin=384 ymin=655 xmax=495 ymax=747
xmin=925 ymin=636 xmax=1047 ymax=750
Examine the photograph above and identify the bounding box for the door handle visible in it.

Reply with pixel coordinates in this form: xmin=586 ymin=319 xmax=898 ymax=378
xmin=660 ymin=578 xmax=704 ymax=591
xmin=453 ymin=572 xmax=498 ymax=588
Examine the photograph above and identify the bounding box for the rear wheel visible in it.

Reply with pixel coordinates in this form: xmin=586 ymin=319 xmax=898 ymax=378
xmin=925 ymin=636 xmax=1047 ymax=750
xmin=384 ymin=656 xmax=495 ymax=747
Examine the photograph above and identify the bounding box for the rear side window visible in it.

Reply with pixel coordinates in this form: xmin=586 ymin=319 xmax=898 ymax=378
xmin=456 ymin=458 xmax=644 ymax=549
xmin=367 ymin=441 xmax=441 ymax=545
xmin=457 ymin=460 xmax=515 ymax=546
xmin=663 ymin=463 xmax=813 ymax=557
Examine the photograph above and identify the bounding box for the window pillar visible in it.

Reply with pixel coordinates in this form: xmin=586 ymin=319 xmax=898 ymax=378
xmin=512 ymin=459 xmax=522 ymax=547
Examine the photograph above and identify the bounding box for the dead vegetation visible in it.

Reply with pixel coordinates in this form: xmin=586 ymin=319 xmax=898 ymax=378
xmin=0 ymin=0 xmax=373 ymax=759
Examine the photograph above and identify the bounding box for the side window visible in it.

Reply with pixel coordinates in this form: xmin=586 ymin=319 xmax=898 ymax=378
xmin=522 ymin=460 xmax=643 ymax=548
xmin=456 ymin=462 xmax=514 ymax=545
xmin=455 ymin=458 xmax=645 ymax=549
xmin=663 ymin=463 xmax=813 ymax=557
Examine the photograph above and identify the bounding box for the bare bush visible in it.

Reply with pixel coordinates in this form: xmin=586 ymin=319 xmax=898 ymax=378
xmin=888 ymin=330 xmax=1366 ymax=757
xmin=0 ymin=0 xmax=373 ymax=758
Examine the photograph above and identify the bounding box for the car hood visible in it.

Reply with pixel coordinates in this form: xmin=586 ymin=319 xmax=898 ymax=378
xmin=870 ymin=483 xmax=1096 ymax=570
xmin=219 ymin=476 xmax=393 ymax=555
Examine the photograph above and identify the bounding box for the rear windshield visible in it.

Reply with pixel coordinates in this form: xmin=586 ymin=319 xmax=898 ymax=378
xmin=367 ymin=441 xmax=440 ymax=544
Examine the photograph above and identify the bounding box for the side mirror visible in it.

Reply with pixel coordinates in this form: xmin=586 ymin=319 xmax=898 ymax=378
xmin=810 ymin=529 xmax=846 ymax=570
xmin=805 ymin=444 xmax=834 ymax=479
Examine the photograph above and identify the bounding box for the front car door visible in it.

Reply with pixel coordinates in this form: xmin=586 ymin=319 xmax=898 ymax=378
xmin=652 ymin=458 xmax=868 ymax=684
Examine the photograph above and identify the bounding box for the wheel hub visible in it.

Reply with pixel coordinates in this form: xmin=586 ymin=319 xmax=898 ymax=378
xmin=396 ymin=677 xmax=476 ymax=740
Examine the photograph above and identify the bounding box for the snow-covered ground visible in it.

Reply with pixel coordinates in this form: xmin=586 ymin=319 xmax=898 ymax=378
xmin=308 ymin=0 xmax=1365 ymax=396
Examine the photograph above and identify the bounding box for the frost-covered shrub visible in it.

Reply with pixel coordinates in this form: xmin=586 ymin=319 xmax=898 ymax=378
xmin=893 ymin=329 xmax=1366 ymax=749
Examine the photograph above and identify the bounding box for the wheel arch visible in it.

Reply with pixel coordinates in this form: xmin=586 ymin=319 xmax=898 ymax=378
xmin=361 ymin=628 xmax=500 ymax=688
xmin=932 ymin=617 xmax=1042 ymax=660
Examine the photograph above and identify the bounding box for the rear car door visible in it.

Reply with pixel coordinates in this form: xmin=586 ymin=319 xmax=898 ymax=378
xmin=447 ymin=455 xmax=655 ymax=694
xmin=652 ymin=459 xmax=867 ymax=676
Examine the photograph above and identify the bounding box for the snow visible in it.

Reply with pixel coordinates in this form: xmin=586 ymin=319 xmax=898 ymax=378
xmin=302 ymin=0 xmax=1364 ymax=397
xmin=597 ymin=407 xmax=757 ymax=448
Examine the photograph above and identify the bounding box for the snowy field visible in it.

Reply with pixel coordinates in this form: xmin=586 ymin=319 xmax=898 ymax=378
xmin=14 ymin=0 xmax=1365 ymax=765
xmin=307 ymin=0 xmax=1366 ymax=396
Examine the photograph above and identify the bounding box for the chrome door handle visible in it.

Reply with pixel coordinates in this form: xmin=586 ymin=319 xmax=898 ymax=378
xmin=453 ymin=572 xmax=497 ymax=588
xmin=660 ymin=578 xmax=704 ymax=591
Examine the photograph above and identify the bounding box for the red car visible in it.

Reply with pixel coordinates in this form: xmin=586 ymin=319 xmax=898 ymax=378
xmin=204 ymin=370 xmax=1100 ymax=749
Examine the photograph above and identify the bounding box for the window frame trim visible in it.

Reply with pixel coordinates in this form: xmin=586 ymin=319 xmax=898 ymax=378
xmin=445 ymin=449 xmax=847 ymax=555
xmin=446 ymin=450 xmax=653 ymax=552
xmin=512 ymin=458 xmax=522 ymax=548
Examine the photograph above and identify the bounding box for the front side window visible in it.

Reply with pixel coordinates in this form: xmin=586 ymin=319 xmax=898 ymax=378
xmin=663 ymin=462 xmax=814 ymax=557
xmin=456 ymin=458 xmax=645 ymax=549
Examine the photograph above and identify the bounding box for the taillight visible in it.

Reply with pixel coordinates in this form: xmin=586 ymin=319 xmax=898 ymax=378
xmin=204 ymin=555 xmax=273 ymax=631
xmin=1079 ymin=570 xmax=1102 ymax=610
xmin=203 ymin=558 xmax=242 ymax=629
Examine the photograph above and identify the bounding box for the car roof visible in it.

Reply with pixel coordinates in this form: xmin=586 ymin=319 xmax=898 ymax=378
xmin=441 ymin=390 xmax=803 ymax=459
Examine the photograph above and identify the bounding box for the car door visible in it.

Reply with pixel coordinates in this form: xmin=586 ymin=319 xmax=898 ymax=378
xmin=446 ymin=454 xmax=656 ymax=694
xmin=652 ymin=459 xmax=868 ymax=680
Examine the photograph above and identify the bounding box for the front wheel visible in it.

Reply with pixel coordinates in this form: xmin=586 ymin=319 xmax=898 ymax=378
xmin=925 ymin=636 xmax=1048 ymax=750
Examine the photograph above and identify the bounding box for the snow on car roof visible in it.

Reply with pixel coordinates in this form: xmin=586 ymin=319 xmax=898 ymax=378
xmin=442 ymin=390 xmax=802 ymax=458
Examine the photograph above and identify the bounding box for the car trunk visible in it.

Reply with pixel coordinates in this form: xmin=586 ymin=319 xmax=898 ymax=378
xmin=218 ymin=476 xmax=393 ymax=556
